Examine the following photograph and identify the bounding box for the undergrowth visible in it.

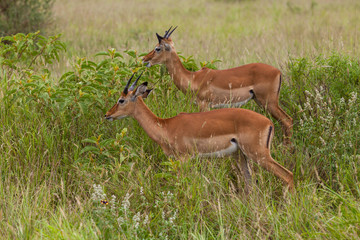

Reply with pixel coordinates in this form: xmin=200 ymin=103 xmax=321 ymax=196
xmin=0 ymin=33 xmax=359 ymax=239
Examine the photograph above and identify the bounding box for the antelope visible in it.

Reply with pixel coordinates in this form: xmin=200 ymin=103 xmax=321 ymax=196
xmin=104 ymin=73 xmax=294 ymax=192
xmin=142 ymin=27 xmax=293 ymax=144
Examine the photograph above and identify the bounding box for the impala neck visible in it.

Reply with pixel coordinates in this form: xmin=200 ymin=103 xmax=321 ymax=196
xmin=131 ymin=98 xmax=166 ymax=144
xmin=165 ymin=51 xmax=194 ymax=93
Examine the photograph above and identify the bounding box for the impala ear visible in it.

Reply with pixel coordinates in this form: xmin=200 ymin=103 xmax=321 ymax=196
xmin=164 ymin=43 xmax=171 ymax=51
xmin=142 ymin=89 xmax=153 ymax=99
xmin=131 ymin=82 xmax=148 ymax=101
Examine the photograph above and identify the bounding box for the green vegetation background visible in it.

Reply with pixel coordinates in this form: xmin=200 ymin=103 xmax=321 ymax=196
xmin=0 ymin=0 xmax=359 ymax=239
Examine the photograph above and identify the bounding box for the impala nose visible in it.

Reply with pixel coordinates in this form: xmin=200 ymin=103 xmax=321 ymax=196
xmin=142 ymin=59 xmax=151 ymax=67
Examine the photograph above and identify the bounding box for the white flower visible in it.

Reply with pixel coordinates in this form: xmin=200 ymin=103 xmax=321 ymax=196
xmin=309 ymin=116 xmax=314 ymax=123
xmin=143 ymin=214 xmax=149 ymax=225
xmin=162 ymin=210 xmax=166 ymax=220
xmin=315 ymin=89 xmax=323 ymax=105
xmin=122 ymin=193 xmax=131 ymax=215
xmin=349 ymin=92 xmax=357 ymax=105
xmin=117 ymin=216 xmax=124 ymax=226
xmin=305 ymin=90 xmax=313 ymax=97
xmin=304 ymin=101 xmax=313 ymax=111
xmin=91 ymin=184 xmax=106 ymax=201
xmin=169 ymin=209 xmax=177 ymax=224
xmin=339 ymin=97 xmax=345 ymax=105
xmin=132 ymin=212 xmax=141 ymax=229
xmin=299 ymin=119 xmax=304 ymax=127
xmin=110 ymin=195 xmax=117 ymax=214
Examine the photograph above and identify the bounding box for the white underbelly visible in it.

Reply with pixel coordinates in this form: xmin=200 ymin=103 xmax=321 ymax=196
xmin=197 ymin=139 xmax=238 ymax=158
xmin=209 ymin=85 xmax=254 ymax=108
xmin=184 ymin=136 xmax=239 ymax=158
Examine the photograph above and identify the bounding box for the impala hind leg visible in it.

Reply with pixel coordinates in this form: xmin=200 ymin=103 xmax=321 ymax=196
xmin=253 ymin=95 xmax=293 ymax=144
xmin=235 ymin=151 xmax=253 ymax=194
xmin=246 ymin=149 xmax=294 ymax=191
xmin=267 ymin=103 xmax=293 ymax=145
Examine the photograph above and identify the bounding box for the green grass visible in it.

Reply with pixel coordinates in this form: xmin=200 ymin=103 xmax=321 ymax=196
xmin=0 ymin=0 xmax=360 ymax=239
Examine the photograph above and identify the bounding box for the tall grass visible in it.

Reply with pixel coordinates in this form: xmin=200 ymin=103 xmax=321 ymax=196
xmin=0 ymin=0 xmax=359 ymax=239
xmin=51 ymin=0 xmax=360 ymax=68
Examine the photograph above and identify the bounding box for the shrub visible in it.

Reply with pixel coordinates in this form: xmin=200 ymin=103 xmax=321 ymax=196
xmin=0 ymin=0 xmax=54 ymax=36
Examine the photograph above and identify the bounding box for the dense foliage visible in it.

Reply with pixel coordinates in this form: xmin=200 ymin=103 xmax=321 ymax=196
xmin=0 ymin=0 xmax=54 ymax=36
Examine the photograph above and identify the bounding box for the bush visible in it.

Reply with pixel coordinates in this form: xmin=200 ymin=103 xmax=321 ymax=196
xmin=0 ymin=0 xmax=54 ymax=36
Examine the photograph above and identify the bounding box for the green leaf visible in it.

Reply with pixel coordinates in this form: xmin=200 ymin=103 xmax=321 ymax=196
xmin=95 ymin=51 xmax=110 ymax=57
xmin=114 ymin=53 xmax=123 ymax=58
xmin=82 ymin=137 xmax=98 ymax=144
xmin=125 ymin=50 xmax=136 ymax=58
xmin=80 ymin=146 xmax=100 ymax=155
xmin=99 ymin=138 xmax=116 ymax=147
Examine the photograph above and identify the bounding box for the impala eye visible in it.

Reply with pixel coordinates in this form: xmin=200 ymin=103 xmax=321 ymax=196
xmin=118 ymin=99 xmax=125 ymax=104
xmin=155 ymin=47 xmax=161 ymax=52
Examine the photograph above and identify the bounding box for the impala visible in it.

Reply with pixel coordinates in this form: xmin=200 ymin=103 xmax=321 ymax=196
xmin=104 ymin=73 xmax=294 ymax=191
xmin=142 ymin=27 xmax=293 ymax=144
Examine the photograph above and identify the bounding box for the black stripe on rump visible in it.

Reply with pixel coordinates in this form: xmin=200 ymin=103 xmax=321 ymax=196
xmin=277 ymin=75 xmax=282 ymax=95
xmin=266 ymin=126 xmax=273 ymax=149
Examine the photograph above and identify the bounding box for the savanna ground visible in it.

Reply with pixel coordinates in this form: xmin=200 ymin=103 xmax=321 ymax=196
xmin=0 ymin=0 xmax=359 ymax=239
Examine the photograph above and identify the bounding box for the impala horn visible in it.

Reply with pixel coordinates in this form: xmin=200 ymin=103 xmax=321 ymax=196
xmin=123 ymin=72 xmax=136 ymax=94
xmin=163 ymin=26 xmax=173 ymax=38
xmin=129 ymin=71 xmax=144 ymax=91
xmin=165 ymin=26 xmax=177 ymax=39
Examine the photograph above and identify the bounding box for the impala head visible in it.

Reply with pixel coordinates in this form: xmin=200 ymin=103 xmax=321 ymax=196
xmin=142 ymin=26 xmax=177 ymax=67
xmin=104 ymin=72 xmax=152 ymax=121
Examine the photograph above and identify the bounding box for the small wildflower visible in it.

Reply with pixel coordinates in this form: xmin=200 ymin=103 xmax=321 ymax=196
xmin=143 ymin=214 xmax=149 ymax=225
xmin=299 ymin=118 xmax=304 ymax=127
xmin=91 ymin=184 xmax=106 ymax=201
xmin=305 ymin=90 xmax=312 ymax=97
xmin=304 ymin=101 xmax=313 ymax=111
xmin=314 ymin=89 xmax=323 ymax=105
xmin=302 ymin=113 xmax=308 ymax=121
xmin=117 ymin=216 xmax=124 ymax=226
xmin=309 ymin=116 xmax=314 ymax=123
xmin=349 ymin=92 xmax=357 ymax=105
xmin=169 ymin=209 xmax=178 ymax=224
xmin=132 ymin=212 xmax=141 ymax=229
xmin=319 ymin=136 xmax=326 ymax=146
xmin=110 ymin=195 xmax=117 ymax=214
xmin=101 ymin=200 xmax=109 ymax=205
xmin=121 ymin=193 xmax=131 ymax=216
